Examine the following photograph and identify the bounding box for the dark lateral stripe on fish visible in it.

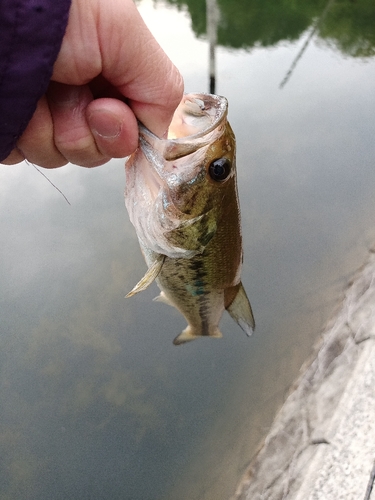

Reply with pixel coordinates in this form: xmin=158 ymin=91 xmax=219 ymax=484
xmin=198 ymin=294 xmax=211 ymax=336
xmin=187 ymin=258 xmax=212 ymax=336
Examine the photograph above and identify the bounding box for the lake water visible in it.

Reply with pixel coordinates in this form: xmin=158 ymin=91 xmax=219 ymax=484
xmin=1 ymin=1 xmax=375 ymax=499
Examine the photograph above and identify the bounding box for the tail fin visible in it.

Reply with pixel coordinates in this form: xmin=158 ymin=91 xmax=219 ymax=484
xmin=173 ymin=325 xmax=223 ymax=346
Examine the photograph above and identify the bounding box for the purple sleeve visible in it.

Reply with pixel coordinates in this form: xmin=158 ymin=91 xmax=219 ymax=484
xmin=0 ymin=0 xmax=72 ymax=161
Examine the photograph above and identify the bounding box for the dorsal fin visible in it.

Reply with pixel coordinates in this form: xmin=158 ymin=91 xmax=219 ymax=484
xmin=225 ymin=282 xmax=255 ymax=336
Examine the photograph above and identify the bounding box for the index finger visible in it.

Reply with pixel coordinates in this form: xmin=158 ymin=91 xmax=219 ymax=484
xmin=97 ymin=0 xmax=184 ymax=137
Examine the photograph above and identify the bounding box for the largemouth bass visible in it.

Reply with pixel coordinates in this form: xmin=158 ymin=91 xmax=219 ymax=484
xmin=125 ymin=93 xmax=254 ymax=345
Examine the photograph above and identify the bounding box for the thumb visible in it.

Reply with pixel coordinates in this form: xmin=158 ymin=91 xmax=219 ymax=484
xmin=97 ymin=0 xmax=183 ymax=137
xmin=86 ymin=98 xmax=138 ymax=158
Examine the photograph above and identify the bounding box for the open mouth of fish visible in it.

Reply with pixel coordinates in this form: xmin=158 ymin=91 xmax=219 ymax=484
xmin=166 ymin=93 xmax=228 ymax=141
xmin=138 ymin=93 xmax=229 ymax=175
xmin=133 ymin=93 xmax=230 ymax=207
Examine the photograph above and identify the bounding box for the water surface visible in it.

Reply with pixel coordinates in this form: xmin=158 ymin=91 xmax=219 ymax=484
xmin=1 ymin=1 xmax=375 ymax=499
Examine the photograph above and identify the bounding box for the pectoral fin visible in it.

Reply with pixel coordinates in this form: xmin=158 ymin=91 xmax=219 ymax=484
xmin=225 ymin=282 xmax=255 ymax=337
xmin=126 ymin=255 xmax=165 ymax=297
xmin=164 ymin=212 xmax=217 ymax=252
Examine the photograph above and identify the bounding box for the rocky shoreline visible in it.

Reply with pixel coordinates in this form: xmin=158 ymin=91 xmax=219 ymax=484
xmin=233 ymin=250 xmax=375 ymax=500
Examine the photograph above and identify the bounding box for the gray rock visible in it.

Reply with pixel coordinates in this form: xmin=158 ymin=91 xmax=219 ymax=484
xmin=234 ymin=252 xmax=375 ymax=500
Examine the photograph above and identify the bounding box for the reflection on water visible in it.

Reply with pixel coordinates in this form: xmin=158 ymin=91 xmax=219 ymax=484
xmin=165 ymin=0 xmax=375 ymax=57
xmin=1 ymin=1 xmax=375 ymax=499
xmin=279 ymin=0 xmax=336 ymax=88
xmin=206 ymin=0 xmax=219 ymax=93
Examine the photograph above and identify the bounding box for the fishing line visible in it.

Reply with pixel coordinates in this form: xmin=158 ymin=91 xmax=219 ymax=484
xmin=279 ymin=0 xmax=336 ymax=89
xmin=26 ymin=160 xmax=71 ymax=205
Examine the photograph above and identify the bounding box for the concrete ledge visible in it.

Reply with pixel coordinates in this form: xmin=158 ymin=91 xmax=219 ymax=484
xmin=233 ymin=251 xmax=375 ymax=500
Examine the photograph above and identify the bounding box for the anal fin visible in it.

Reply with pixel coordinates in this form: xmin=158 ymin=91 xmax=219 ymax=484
xmin=126 ymin=254 xmax=165 ymax=297
xmin=153 ymin=291 xmax=174 ymax=307
xmin=225 ymin=282 xmax=255 ymax=337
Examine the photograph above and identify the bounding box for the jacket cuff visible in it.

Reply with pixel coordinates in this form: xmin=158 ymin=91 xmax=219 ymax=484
xmin=0 ymin=0 xmax=72 ymax=161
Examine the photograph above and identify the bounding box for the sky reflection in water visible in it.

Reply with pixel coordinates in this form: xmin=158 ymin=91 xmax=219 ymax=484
xmin=1 ymin=1 xmax=375 ymax=499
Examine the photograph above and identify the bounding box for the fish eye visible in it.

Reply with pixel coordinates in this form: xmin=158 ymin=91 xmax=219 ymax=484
xmin=208 ymin=158 xmax=231 ymax=182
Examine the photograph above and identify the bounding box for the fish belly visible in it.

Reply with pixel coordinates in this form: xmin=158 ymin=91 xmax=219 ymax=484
xmin=155 ymin=253 xmax=230 ymax=345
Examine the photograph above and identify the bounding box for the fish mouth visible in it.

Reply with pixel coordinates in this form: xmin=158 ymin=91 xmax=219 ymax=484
xmin=167 ymin=93 xmax=228 ymax=140
xmin=135 ymin=93 xmax=229 ymax=209
xmin=139 ymin=93 xmax=228 ymax=162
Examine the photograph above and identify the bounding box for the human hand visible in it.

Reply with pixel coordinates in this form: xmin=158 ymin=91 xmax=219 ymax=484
xmin=2 ymin=0 xmax=183 ymax=168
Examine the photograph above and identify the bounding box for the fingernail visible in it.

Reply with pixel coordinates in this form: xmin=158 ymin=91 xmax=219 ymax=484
xmin=88 ymin=110 xmax=122 ymax=139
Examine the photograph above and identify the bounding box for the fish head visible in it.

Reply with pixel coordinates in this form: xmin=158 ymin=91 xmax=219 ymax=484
xmin=125 ymin=94 xmax=237 ymax=258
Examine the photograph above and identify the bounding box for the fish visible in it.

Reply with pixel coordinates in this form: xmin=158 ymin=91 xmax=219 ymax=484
xmin=124 ymin=93 xmax=254 ymax=345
